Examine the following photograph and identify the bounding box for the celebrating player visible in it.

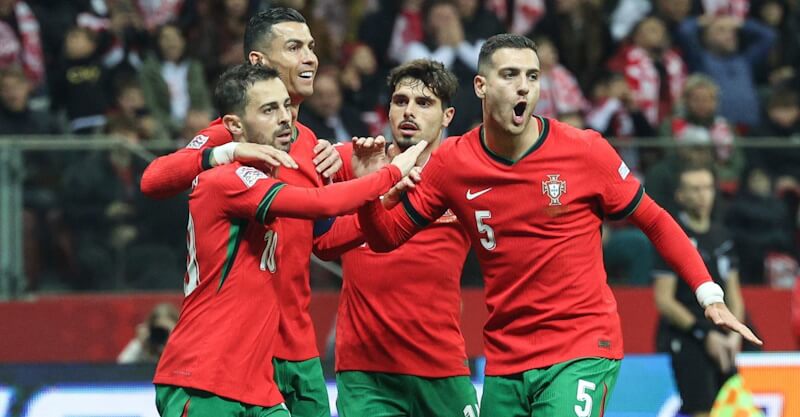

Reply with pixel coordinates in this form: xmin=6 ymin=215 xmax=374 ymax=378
xmin=313 ymin=59 xmax=479 ymax=416
xmin=140 ymin=8 xmax=341 ymax=415
xmin=153 ymin=64 xmax=427 ymax=417
xmin=357 ymin=34 xmax=761 ymax=417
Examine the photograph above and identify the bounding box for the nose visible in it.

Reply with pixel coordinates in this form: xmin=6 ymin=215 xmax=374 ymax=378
xmin=301 ymin=45 xmax=317 ymax=65
xmin=279 ymin=105 xmax=291 ymax=125
xmin=403 ymin=101 xmax=415 ymax=118
xmin=517 ymin=77 xmax=530 ymax=97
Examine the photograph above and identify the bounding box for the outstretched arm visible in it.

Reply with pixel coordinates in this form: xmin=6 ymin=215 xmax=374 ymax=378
xmin=629 ymin=194 xmax=762 ymax=345
xmin=312 ymin=215 xmax=365 ymax=261
xmin=357 ymin=198 xmax=422 ymax=252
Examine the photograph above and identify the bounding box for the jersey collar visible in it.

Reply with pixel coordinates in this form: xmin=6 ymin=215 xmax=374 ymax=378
xmin=479 ymin=115 xmax=550 ymax=166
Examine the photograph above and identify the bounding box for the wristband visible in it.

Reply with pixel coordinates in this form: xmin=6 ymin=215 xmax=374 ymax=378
xmin=689 ymin=320 xmax=714 ymax=342
xmin=695 ymin=281 xmax=725 ymax=308
xmin=211 ymin=142 xmax=239 ymax=166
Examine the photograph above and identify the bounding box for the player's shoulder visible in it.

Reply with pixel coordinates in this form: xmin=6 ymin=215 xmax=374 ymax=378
xmin=333 ymin=141 xmax=353 ymax=157
xmin=546 ymin=117 xmax=606 ymax=154
xmin=185 ymin=118 xmax=232 ymax=150
xmin=294 ymin=120 xmax=319 ymax=144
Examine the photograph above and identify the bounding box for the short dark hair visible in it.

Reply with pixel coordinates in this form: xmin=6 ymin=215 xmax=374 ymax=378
xmin=675 ymin=162 xmax=715 ymax=187
xmin=215 ymin=64 xmax=281 ymax=116
xmin=478 ymin=34 xmax=538 ymax=75
xmin=243 ymin=7 xmax=306 ymax=60
xmin=387 ymin=59 xmax=458 ymax=108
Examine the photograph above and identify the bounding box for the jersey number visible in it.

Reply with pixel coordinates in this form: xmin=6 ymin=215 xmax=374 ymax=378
xmin=574 ymin=379 xmax=596 ymax=417
xmin=260 ymin=229 xmax=278 ymax=272
xmin=185 ymin=214 xmax=200 ymax=296
xmin=475 ymin=210 xmax=496 ymax=250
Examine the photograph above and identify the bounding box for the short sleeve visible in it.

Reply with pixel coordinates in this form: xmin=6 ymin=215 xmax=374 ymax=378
xmin=401 ymin=147 xmax=450 ymax=227
xmin=211 ymin=165 xmax=285 ymax=223
xmin=588 ymin=133 xmax=644 ymax=220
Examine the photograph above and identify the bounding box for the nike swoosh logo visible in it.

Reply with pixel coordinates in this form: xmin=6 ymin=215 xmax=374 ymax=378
xmin=466 ymin=188 xmax=492 ymax=200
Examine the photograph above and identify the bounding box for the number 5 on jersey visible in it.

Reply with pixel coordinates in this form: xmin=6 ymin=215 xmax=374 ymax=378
xmin=574 ymin=379 xmax=596 ymax=417
xmin=475 ymin=210 xmax=496 ymax=251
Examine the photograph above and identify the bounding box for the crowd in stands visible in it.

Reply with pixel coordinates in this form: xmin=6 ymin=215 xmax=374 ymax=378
xmin=0 ymin=0 xmax=798 ymax=292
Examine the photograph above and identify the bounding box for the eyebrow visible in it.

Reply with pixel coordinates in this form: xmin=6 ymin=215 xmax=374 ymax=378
xmin=259 ymin=102 xmax=279 ymax=111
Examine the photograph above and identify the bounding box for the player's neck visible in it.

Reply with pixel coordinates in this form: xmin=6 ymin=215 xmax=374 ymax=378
xmin=483 ymin=117 xmax=540 ymax=161
xmin=398 ymin=137 xmax=441 ymax=166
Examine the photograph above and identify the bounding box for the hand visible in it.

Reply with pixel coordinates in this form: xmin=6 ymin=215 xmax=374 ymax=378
xmin=353 ymin=136 xmax=390 ymax=177
xmin=313 ymin=140 xmax=343 ymax=178
xmin=382 ymin=167 xmax=423 ymax=209
xmin=705 ymin=330 xmax=734 ymax=373
xmin=232 ymin=143 xmax=298 ymax=170
xmin=704 ymin=302 xmax=763 ymax=346
xmin=390 ymin=140 xmax=429 ymax=177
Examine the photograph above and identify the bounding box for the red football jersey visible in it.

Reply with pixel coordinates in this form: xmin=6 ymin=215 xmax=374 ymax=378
xmin=330 ymin=143 xmax=471 ymax=377
xmin=400 ymin=117 xmax=643 ymax=375
xmin=140 ymin=120 xmax=325 ymax=361
xmin=153 ymin=163 xmax=286 ymax=407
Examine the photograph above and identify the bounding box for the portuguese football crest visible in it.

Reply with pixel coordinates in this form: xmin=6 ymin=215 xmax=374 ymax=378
xmin=542 ymin=174 xmax=566 ymax=206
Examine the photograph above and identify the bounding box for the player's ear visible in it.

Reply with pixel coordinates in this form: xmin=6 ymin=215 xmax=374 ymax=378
xmin=442 ymin=106 xmax=455 ymax=128
xmin=222 ymin=114 xmax=244 ymax=136
xmin=474 ymin=75 xmax=486 ymax=99
xmin=248 ymin=51 xmax=266 ymax=66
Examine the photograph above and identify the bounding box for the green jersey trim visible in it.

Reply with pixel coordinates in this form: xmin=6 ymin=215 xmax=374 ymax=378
xmin=256 ymin=182 xmax=287 ymax=224
xmin=217 ymin=218 xmax=246 ymax=292
xmin=607 ymin=185 xmax=645 ymax=221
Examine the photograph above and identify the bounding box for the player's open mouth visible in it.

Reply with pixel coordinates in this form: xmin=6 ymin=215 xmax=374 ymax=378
xmin=398 ymin=120 xmax=419 ymax=136
xmin=512 ymin=101 xmax=527 ymax=125
xmin=298 ymin=71 xmax=314 ymax=80
xmin=275 ymin=129 xmax=292 ymax=142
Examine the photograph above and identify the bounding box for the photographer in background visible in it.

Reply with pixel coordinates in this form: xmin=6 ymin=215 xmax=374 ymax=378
xmin=117 ymin=302 xmax=178 ymax=364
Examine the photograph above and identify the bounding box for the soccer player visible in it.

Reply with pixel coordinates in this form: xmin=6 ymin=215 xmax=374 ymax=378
xmin=140 ymin=8 xmax=343 ymax=415
xmin=357 ymin=34 xmax=761 ymax=417
xmin=313 ymin=60 xmax=479 ymax=417
xmin=653 ymin=164 xmax=747 ymax=417
xmin=153 ymin=64 xmax=427 ymax=417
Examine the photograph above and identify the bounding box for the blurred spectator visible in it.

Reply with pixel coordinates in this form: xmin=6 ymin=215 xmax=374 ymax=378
xmin=50 ymin=26 xmax=111 ymax=134
xmin=339 ymin=42 xmax=383 ymax=112
xmin=299 ymin=67 xmax=369 ymax=143
xmin=750 ymin=89 xmax=800 ymax=193
xmin=109 ymin=76 xmax=169 ymax=142
xmin=533 ymin=36 xmax=588 ymax=120
xmin=752 ymin=0 xmax=800 ymax=88
xmin=60 ymin=117 xmax=185 ymax=289
xmin=725 ymin=165 xmax=796 ymax=284
xmin=654 ymin=0 xmax=700 ymax=42
xmin=0 ymin=66 xmax=56 ymax=134
xmin=0 ymin=0 xmax=45 ymax=88
xmin=701 ymin=0 xmax=750 ymax=18
xmin=139 ymin=23 xmax=212 ymax=139
xmin=609 ymin=0 xmax=652 ymax=42
xmin=183 ymin=0 xmax=259 ymax=84
xmin=645 ymin=142 xmax=715 ymax=215
xmin=1 ymin=66 xmax=60 ymax=292
xmin=534 ymin=0 xmax=613 ymax=93
xmin=586 ymin=71 xmax=657 ymax=175
xmin=677 ymin=14 xmax=776 ymax=131
xmin=661 ymin=74 xmax=744 ymax=195
xmin=404 ymin=1 xmax=481 ymax=78
xmin=118 ymin=302 xmax=179 ymax=364
xmin=608 ymin=16 xmax=687 ymax=130
xmin=653 ymin=163 xmax=748 ymax=417
xmin=75 ymin=0 xmax=151 ymax=77
xmin=456 ymin=0 xmax=504 ymax=43
xmin=357 ymin=0 xmax=424 ymax=70
xmin=485 ymin=0 xmax=546 ymax=35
